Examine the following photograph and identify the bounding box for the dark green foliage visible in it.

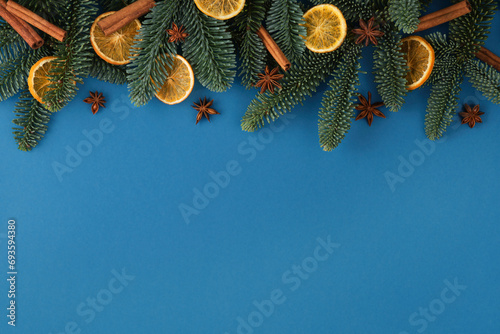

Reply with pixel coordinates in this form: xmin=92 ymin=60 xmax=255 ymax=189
xmin=100 ymin=0 xmax=135 ymax=11
xmin=12 ymin=89 xmax=53 ymax=151
xmin=449 ymin=0 xmax=497 ymax=59
xmin=0 ymin=48 xmax=49 ymax=101
xmin=373 ymin=23 xmax=407 ymax=112
xmin=234 ymin=0 xmax=267 ymax=88
xmin=310 ymin=0 xmax=373 ymax=21
xmin=43 ymin=0 xmax=98 ymax=112
xmin=89 ymin=55 xmax=128 ymax=85
xmin=266 ymin=0 xmax=306 ymax=63
xmin=318 ymin=43 xmax=362 ymax=151
xmin=181 ymin=0 xmax=236 ymax=92
xmin=425 ymin=32 xmax=461 ymax=85
xmin=465 ymin=59 xmax=500 ymax=104
xmin=424 ymin=61 xmax=463 ymax=140
xmin=127 ymin=0 xmax=177 ymax=106
xmin=388 ymin=0 xmax=421 ymax=33
xmin=241 ymin=49 xmax=342 ymax=131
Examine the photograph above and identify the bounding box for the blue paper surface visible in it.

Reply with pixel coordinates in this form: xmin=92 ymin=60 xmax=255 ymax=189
xmin=1 ymin=6 xmax=500 ymax=334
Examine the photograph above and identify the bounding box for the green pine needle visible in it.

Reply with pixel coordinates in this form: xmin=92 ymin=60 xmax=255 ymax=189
xmin=266 ymin=0 xmax=306 ymax=63
xmin=318 ymin=43 xmax=362 ymax=151
xmin=388 ymin=0 xmax=421 ymax=33
xmin=181 ymin=0 xmax=236 ymax=92
xmin=465 ymin=59 xmax=500 ymax=104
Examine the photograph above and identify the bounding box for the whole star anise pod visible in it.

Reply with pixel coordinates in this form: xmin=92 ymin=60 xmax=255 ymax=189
xmin=167 ymin=23 xmax=188 ymax=43
xmin=352 ymin=17 xmax=384 ymax=46
xmin=83 ymin=91 xmax=106 ymax=114
xmin=460 ymin=104 xmax=484 ymax=128
xmin=255 ymin=66 xmax=284 ymax=94
xmin=193 ymin=97 xmax=220 ymax=124
xmin=355 ymin=92 xmax=385 ymax=126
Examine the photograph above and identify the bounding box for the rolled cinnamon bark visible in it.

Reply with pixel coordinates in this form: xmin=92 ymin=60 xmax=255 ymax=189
xmin=256 ymin=26 xmax=291 ymax=71
xmin=415 ymin=1 xmax=471 ymax=33
xmin=0 ymin=0 xmax=43 ymax=48
xmin=97 ymin=0 xmax=155 ymax=36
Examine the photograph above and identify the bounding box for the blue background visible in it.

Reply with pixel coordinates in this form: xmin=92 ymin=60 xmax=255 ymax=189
xmin=1 ymin=4 xmax=500 ymax=334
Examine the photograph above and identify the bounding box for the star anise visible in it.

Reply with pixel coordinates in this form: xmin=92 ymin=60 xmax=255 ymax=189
xmin=83 ymin=91 xmax=106 ymax=114
xmin=355 ymin=92 xmax=385 ymax=126
xmin=460 ymin=104 xmax=484 ymax=128
xmin=193 ymin=97 xmax=220 ymax=124
xmin=352 ymin=17 xmax=384 ymax=46
xmin=255 ymin=66 xmax=284 ymax=94
xmin=167 ymin=23 xmax=188 ymax=43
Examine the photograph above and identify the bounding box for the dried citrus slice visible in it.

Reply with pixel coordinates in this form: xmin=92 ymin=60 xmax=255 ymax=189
xmin=155 ymin=55 xmax=195 ymax=105
xmin=90 ymin=12 xmax=140 ymax=65
xmin=302 ymin=4 xmax=347 ymax=53
xmin=194 ymin=0 xmax=245 ymax=20
xmin=401 ymin=36 xmax=435 ymax=90
xmin=28 ymin=56 xmax=58 ymax=104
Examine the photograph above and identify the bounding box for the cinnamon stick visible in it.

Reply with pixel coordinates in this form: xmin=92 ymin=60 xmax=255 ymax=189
xmin=6 ymin=1 xmax=66 ymax=41
xmin=476 ymin=46 xmax=500 ymax=72
xmin=415 ymin=0 xmax=471 ymax=32
xmin=0 ymin=0 xmax=43 ymax=49
xmin=256 ymin=26 xmax=291 ymax=71
xmin=97 ymin=0 xmax=155 ymax=36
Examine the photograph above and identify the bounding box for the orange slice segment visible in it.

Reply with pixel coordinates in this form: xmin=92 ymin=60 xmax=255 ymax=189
xmin=28 ymin=56 xmax=58 ymax=104
xmin=302 ymin=4 xmax=347 ymax=53
xmin=401 ymin=36 xmax=435 ymax=90
xmin=155 ymin=55 xmax=195 ymax=105
xmin=90 ymin=12 xmax=141 ymax=65
xmin=194 ymin=0 xmax=245 ymax=20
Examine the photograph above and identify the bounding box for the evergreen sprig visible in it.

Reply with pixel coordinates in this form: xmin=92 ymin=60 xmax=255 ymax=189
xmin=318 ymin=42 xmax=362 ymax=151
xmin=373 ymin=23 xmax=407 ymax=112
xmin=127 ymin=0 xmax=177 ymax=106
xmin=12 ymin=89 xmax=53 ymax=151
xmin=181 ymin=0 xmax=236 ymax=92
xmin=241 ymin=48 xmax=343 ymax=132
xmin=310 ymin=0 xmax=373 ymax=21
xmin=44 ymin=0 xmax=98 ymax=112
xmin=465 ymin=59 xmax=500 ymax=104
xmin=234 ymin=0 xmax=268 ymax=89
xmin=388 ymin=0 xmax=422 ymax=33
xmin=89 ymin=55 xmax=128 ymax=85
xmin=449 ymin=0 xmax=497 ymax=60
xmin=266 ymin=0 xmax=306 ymax=63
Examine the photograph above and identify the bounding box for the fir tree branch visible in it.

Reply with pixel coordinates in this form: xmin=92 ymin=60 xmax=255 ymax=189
xmin=0 ymin=23 xmax=28 ymax=62
xmin=12 ymin=89 xmax=53 ymax=151
xmin=127 ymin=0 xmax=177 ymax=106
xmin=425 ymin=32 xmax=462 ymax=85
xmin=241 ymin=48 xmax=343 ymax=132
xmin=44 ymin=0 xmax=98 ymax=112
xmin=388 ymin=0 xmax=421 ymax=33
xmin=181 ymin=0 xmax=236 ymax=92
xmin=373 ymin=23 xmax=407 ymax=112
xmin=235 ymin=0 xmax=267 ymax=89
xmin=424 ymin=61 xmax=464 ymax=140
xmin=465 ymin=58 xmax=500 ymax=104
xmin=89 ymin=55 xmax=128 ymax=85
xmin=310 ymin=0 xmax=374 ymax=21
xmin=318 ymin=42 xmax=362 ymax=151
xmin=100 ymin=0 xmax=135 ymax=11
xmin=449 ymin=0 xmax=497 ymax=60
xmin=0 ymin=48 xmax=49 ymax=101
xmin=265 ymin=0 xmax=306 ymax=63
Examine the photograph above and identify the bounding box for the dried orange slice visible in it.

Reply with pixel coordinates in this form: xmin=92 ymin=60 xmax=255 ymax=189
xmin=155 ymin=55 xmax=195 ymax=105
xmin=302 ymin=4 xmax=347 ymax=53
xmin=28 ymin=56 xmax=58 ymax=104
xmin=90 ymin=12 xmax=141 ymax=65
xmin=194 ymin=0 xmax=245 ymax=20
xmin=401 ymin=36 xmax=435 ymax=90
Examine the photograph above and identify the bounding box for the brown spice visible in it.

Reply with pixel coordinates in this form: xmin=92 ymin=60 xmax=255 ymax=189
xmin=256 ymin=26 xmax=291 ymax=71
xmin=460 ymin=104 xmax=484 ymax=128
xmin=352 ymin=17 xmax=384 ymax=46
xmin=193 ymin=97 xmax=219 ymax=124
xmin=0 ymin=0 xmax=43 ymax=48
xmin=255 ymin=66 xmax=284 ymax=94
xmin=355 ymin=92 xmax=385 ymax=126
xmin=97 ymin=0 xmax=155 ymax=36
xmin=475 ymin=46 xmax=500 ymax=72
xmin=415 ymin=0 xmax=471 ymax=33
xmin=167 ymin=23 xmax=188 ymax=43
xmin=84 ymin=91 xmax=106 ymax=115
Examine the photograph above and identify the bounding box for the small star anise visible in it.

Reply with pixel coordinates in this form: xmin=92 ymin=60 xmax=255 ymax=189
xmin=193 ymin=97 xmax=220 ymax=124
xmin=167 ymin=23 xmax=188 ymax=43
xmin=255 ymin=66 xmax=284 ymax=94
xmin=352 ymin=17 xmax=384 ymax=46
xmin=460 ymin=104 xmax=484 ymax=128
xmin=355 ymin=92 xmax=385 ymax=126
xmin=83 ymin=91 xmax=106 ymax=115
